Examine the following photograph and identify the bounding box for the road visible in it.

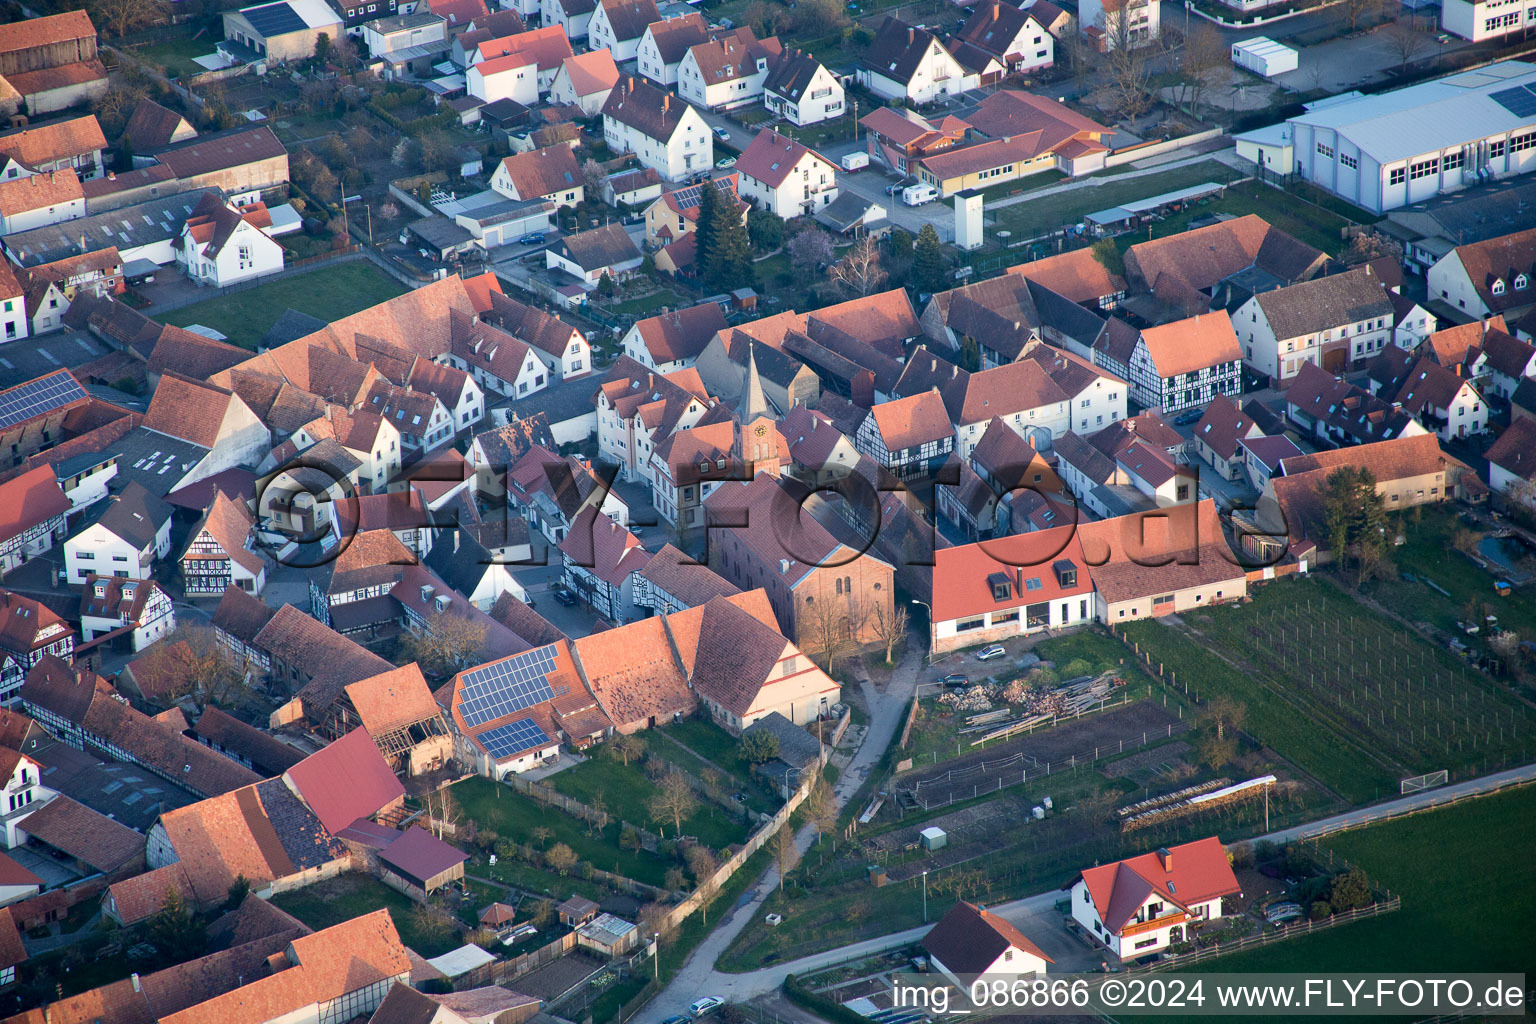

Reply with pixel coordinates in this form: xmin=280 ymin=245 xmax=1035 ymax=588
xmin=638 ymin=758 xmax=1536 ymax=1017
xmin=642 ymin=648 xmax=925 ymax=1021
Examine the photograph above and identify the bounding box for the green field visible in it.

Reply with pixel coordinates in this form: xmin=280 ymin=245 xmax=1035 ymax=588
xmin=1362 ymin=506 xmax=1536 ymax=642
xmin=1122 ymin=578 xmax=1536 ymax=804
xmin=272 ymin=873 xmax=462 ymax=957
xmin=1143 ymin=180 xmax=1359 ymax=256
xmin=546 ymin=752 xmax=751 ymax=850
xmin=452 ymin=775 xmax=679 ymax=887
xmin=1218 ymin=784 xmax=1536 ymax=973
xmin=126 ymin=37 xmax=214 ymax=78
xmin=989 ymin=160 xmax=1240 ymax=240
xmin=163 ymin=261 xmax=406 ymax=349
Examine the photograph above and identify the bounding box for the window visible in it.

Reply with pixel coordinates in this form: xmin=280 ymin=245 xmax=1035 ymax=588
xmin=1316 ymin=142 xmax=1334 ymax=158
xmin=1493 ymin=279 xmax=1506 ymax=295
xmin=1443 ymin=151 xmax=1464 ymax=171
xmin=1340 ymin=153 xmax=1358 ymax=170
xmin=957 ymin=616 xmax=984 ymax=632
xmin=1491 ymin=139 xmax=1508 ymax=158
xmin=1389 ymin=167 xmax=1406 ymax=186
xmin=1409 ymin=157 xmax=1439 ymax=180
xmin=1512 ymin=131 xmax=1536 ymax=153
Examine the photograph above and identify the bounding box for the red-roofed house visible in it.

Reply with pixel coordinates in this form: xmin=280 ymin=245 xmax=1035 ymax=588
xmin=549 ymin=48 xmax=621 ymax=115
xmin=1069 ymin=837 xmax=1240 ymax=957
xmin=178 ymin=193 xmax=285 ymax=287
xmin=0 ymin=590 xmax=73 ymax=702
xmin=855 ymin=390 xmax=955 ymax=479
xmin=0 ymin=465 xmax=70 ymax=575
xmin=283 ymin=727 xmax=407 ymax=833
xmin=619 ymin=304 xmax=728 ymax=374
xmin=916 ymin=91 xmax=1111 ymax=194
xmin=1127 ymin=312 xmax=1243 ymax=414
xmin=559 ymin=507 xmax=652 ymax=624
xmin=930 ymin=527 xmax=1093 ymax=652
xmin=734 ymin=129 xmax=838 ymax=219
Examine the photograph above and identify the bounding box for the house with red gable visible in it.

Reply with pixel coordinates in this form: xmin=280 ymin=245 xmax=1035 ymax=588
xmin=0 ymin=465 xmax=71 ymax=576
xmin=930 ymin=526 xmax=1093 ymax=653
xmin=559 ymin=507 xmax=652 ymax=624
xmin=1068 ymin=836 xmax=1240 ymax=958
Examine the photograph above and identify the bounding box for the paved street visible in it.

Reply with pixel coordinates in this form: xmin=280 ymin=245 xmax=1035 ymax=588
xmin=643 ymin=647 xmax=925 ymax=1021
xmin=638 ymin=740 xmax=1536 ymax=1017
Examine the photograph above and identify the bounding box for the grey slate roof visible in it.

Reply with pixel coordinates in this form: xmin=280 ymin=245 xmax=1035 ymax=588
xmin=2 ymin=189 xmax=219 ymax=267
xmin=94 ymin=480 xmax=173 ymax=550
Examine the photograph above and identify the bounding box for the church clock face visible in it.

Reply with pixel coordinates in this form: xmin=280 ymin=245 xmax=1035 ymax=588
xmin=754 ymin=424 xmax=768 ymax=437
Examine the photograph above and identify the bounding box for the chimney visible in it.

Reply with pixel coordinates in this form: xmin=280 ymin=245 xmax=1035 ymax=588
xmin=1157 ymin=847 xmax=1173 ymax=872
xmin=1014 ymin=567 xmax=1022 ymax=593
xmin=908 ymin=27 xmax=914 ymax=42
xmin=663 ymin=95 xmax=671 ymax=113
xmin=992 ymin=3 xmax=999 ymax=18
xmin=131 ymin=974 xmax=141 ymax=993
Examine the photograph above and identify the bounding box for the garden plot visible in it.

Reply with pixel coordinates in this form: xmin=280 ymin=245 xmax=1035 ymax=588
xmin=1099 ymin=740 xmax=1194 ymax=781
xmin=897 ymin=701 xmax=1186 ymax=810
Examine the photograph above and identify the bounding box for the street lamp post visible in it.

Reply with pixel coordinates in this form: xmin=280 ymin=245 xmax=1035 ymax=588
xmin=653 ymin=932 xmax=660 ymax=980
xmin=922 ymin=869 xmax=929 ymax=923
xmin=910 ymin=599 xmax=934 ymax=666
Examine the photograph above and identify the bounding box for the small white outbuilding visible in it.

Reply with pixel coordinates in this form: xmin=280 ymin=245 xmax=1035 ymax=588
xmin=1231 ymin=37 xmax=1299 ymax=78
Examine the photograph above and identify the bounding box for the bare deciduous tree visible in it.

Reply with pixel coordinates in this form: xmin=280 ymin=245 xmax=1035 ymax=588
xmin=1383 ymin=14 xmax=1430 ymax=75
xmin=399 ymin=611 xmax=488 ymax=678
xmin=545 ymin=843 xmax=579 ymax=875
xmin=1169 ymin=25 xmax=1226 ymax=118
xmin=771 ymin=824 xmax=800 ymax=894
xmin=1099 ymin=14 xmax=1157 ymax=121
xmin=89 ymin=0 xmax=168 ymax=38
xmin=1344 ymin=229 xmax=1405 ymax=265
xmin=807 ymin=780 xmax=838 ymax=848
xmin=827 ymin=236 xmax=888 ymax=298
xmin=801 ymin=596 xmax=859 ymax=674
xmin=609 ymin=733 xmax=644 ymax=766
xmin=648 ymin=769 xmax=699 ymax=838
xmin=870 ymin=603 xmax=909 ymax=665
xmin=582 ymin=158 xmax=608 ymax=199
xmin=1338 ymin=0 xmax=1389 ymax=32
xmin=135 ymin=624 xmax=251 ymax=707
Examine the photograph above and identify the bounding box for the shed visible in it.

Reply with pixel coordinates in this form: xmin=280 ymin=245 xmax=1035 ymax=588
xmin=1231 ymin=37 xmax=1298 ymax=78
xmin=379 ymin=825 xmax=469 ymax=893
xmin=557 ymin=894 xmax=599 ymax=926
xmin=426 ymin=942 xmax=498 ymax=979
xmin=919 ymin=826 xmax=947 ymax=851
xmin=576 ymin=912 xmax=638 ymax=956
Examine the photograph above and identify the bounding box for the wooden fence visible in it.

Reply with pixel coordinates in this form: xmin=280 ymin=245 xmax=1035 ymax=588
xmin=455 ymin=930 xmax=578 ymax=988
xmin=1124 ymin=897 xmax=1402 ymax=971
xmin=501 ymin=773 xmax=665 ymax=850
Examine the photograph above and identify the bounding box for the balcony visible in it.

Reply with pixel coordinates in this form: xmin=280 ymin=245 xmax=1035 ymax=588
xmin=1120 ymin=911 xmax=1188 ymax=938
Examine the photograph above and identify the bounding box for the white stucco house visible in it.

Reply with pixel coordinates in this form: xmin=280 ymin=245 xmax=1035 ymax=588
xmin=177 ymin=195 xmax=285 ymax=287
xmin=857 ymin=18 xmax=969 ymax=104
xmin=764 ymin=50 xmax=844 ymax=126
xmin=601 ymin=77 xmax=714 ymax=182
xmin=922 ymin=901 xmax=1053 ymax=982
xmin=1069 ymin=837 xmax=1240 ymax=958
xmin=63 ymin=482 xmax=174 ymax=585
xmin=678 ymin=30 xmax=782 ymax=111
xmin=1233 ymin=266 xmax=1396 ymax=381
xmin=79 ymin=576 xmax=176 ymax=653
xmin=733 ymin=129 xmax=838 ymax=219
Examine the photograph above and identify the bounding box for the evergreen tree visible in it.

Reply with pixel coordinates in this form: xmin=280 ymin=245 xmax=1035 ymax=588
xmin=698 ymin=179 xmax=754 ymax=290
xmin=912 ymin=224 xmax=949 ymax=295
xmin=694 ymin=177 xmax=723 ymax=278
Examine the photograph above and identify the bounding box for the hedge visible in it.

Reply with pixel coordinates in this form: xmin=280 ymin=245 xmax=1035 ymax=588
xmin=783 ymin=973 xmax=874 ymax=1024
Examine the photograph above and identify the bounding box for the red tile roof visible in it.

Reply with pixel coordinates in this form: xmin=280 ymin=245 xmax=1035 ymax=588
xmin=283 ymin=727 xmax=406 ymax=833
xmin=107 ymin=863 xmax=194 ymax=926
xmin=0 ymin=9 xmax=96 ymax=54
xmin=932 ymin=526 xmax=1092 ymax=623
xmin=0 ymin=465 xmax=70 ymax=541
xmin=869 ymin=390 xmax=952 ymax=450
xmin=16 ymin=794 xmax=143 ymax=874
xmin=344 ymin=665 xmax=444 ymax=739
xmin=1009 ymin=246 xmax=1126 ymax=305
xmin=572 ymin=615 xmax=693 ymax=727
xmin=1137 ymin=311 xmax=1243 ymax=379
xmin=378 ymin=825 xmax=468 ymax=885
xmin=734 ymin=128 xmax=834 ymax=189
xmin=1075 ymin=500 xmax=1244 ymax=605
xmin=1074 ymin=836 xmax=1239 ymax=934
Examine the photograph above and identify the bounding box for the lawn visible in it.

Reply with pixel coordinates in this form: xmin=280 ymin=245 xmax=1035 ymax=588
xmin=1215 ymin=784 xmax=1536 ymax=974
xmin=1144 ymin=180 xmax=1354 ymax=256
xmin=1361 ymin=506 xmax=1536 ymax=642
xmin=126 ymin=36 xmax=214 ymax=78
xmin=989 ymin=160 xmax=1240 ymax=241
xmin=163 ymin=261 xmax=406 ymax=349
xmin=452 ymin=775 xmax=679 ymax=887
xmin=599 ymin=288 xmax=684 ymax=316
xmin=1121 ymin=577 xmax=1536 ymax=804
xmin=547 ymin=751 xmax=751 ymax=850
xmin=272 ymin=873 xmax=463 ymax=957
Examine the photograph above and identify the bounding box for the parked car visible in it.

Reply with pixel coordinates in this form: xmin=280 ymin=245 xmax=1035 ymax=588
xmin=519 ymin=232 xmax=546 ymax=245
xmin=553 ymin=588 xmax=578 ymax=606
xmin=976 ymin=645 xmax=1007 ymax=661
xmin=712 ymin=126 xmax=731 ymax=141
xmin=662 ymin=1017 xmax=692 ymax=1024
xmin=690 ymin=997 xmax=726 ymax=1018
xmin=940 ymin=674 xmax=969 ymax=689
xmin=1174 ymin=408 xmax=1203 ymax=425
xmin=716 ymin=156 xmax=737 ymax=168
xmin=884 ymin=182 xmax=905 ymax=195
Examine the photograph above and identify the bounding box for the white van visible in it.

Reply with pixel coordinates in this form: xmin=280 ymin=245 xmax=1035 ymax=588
xmin=840 ymin=152 xmax=869 ymax=171
xmin=901 ymin=183 xmax=939 ymax=206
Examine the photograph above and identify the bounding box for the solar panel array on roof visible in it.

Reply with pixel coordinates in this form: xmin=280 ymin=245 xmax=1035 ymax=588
xmin=457 ymin=644 xmax=558 ymax=727
xmin=477 ymin=718 xmax=553 ymax=759
xmin=1491 ymin=85 xmax=1536 ymax=117
xmin=242 ymin=0 xmax=309 ymax=35
xmin=672 ymin=179 xmax=730 ymax=212
xmin=0 ymin=371 xmax=87 ymax=431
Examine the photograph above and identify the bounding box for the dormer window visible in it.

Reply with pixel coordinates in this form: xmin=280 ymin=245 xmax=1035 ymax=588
xmin=1493 ymin=278 xmax=1506 ymax=296
xmin=987 ymin=572 xmax=1012 ymax=601
xmin=1518 ymin=274 xmax=1529 ymax=290
xmin=94 ymin=584 xmax=106 ymax=597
